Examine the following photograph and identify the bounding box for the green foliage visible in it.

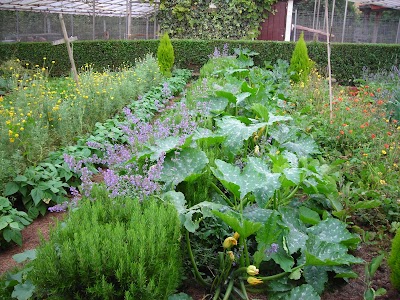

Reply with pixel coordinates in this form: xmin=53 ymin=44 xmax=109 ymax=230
xmin=289 ymin=32 xmax=313 ymax=83
xmin=200 ymin=57 xmax=240 ymax=78
xmin=157 ymin=33 xmax=175 ymax=77
xmin=388 ymin=229 xmax=400 ymax=290
xmin=0 ymin=40 xmax=399 ymax=84
xmin=0 ymin=196 xmax=32 ymax=249
xmin=158 ymin=0 xmax=277 ymax=39
xmin=30 ymin=187 xmax=183 ymax=299
xmin=364 ymin=253 xmax=387 ymax=300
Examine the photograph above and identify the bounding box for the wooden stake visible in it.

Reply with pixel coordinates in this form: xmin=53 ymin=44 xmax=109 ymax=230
xmin=59 ymin=13 xmax=79 ymax=85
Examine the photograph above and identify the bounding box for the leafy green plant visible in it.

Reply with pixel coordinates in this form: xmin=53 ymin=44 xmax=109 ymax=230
xmin=0 ymin=196 xmax=32 ymax=249
xmin=4 ymin=161 xmax=73 ymax=217
xmin=388 ymin=229 xmax=400 ymax=291
xmin=31 ymin=186 xmax=183 ymax=299
xmin=1 ymin=250 xmax=37 ymax=300
xmin=288 ymin=32 xmax=314 ymax=83
xmin=158 ymin=32 xmax=175 ymax=77
xmin=364 ymin=253 xmax=386 ymax=300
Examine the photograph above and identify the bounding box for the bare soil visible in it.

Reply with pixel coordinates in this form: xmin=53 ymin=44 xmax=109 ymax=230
xmin=1 ymin=212 xmax=398 ymax=300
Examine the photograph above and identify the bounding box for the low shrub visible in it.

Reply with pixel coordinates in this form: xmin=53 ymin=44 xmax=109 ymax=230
xmin=30 ymin=187 xmax=183 ymax=299
xmin=157 ymin=33 xmax=175 ymax=77
xmin=388 ymin=229 xmax=400 ymax=290
xmin=288 ymin=32 xmax=313 ymax=83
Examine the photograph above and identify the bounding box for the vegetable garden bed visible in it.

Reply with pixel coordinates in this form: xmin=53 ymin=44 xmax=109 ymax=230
xmin=0 ymin=45 xmax=399 ymax=300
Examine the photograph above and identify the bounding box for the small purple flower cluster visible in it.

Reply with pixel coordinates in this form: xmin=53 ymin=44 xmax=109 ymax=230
xmin=59 ymin=84 xmax=203 ymax=205
xmin=265 ymin=243 xmax=279 ymax=255
xmin=208 ymin=43 xmax=230 ymax=59
xmin=48 ymin=186 xmax=81 ymax=212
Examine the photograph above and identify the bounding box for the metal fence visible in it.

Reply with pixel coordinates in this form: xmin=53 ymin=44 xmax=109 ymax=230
xmin=292 ymin=10 xmax=400 ymax=44
xmin=0 ymin=11 xmax=158 ymax=42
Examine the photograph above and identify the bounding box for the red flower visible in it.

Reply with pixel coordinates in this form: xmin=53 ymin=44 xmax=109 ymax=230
xmin=371 ymin=134 xmax=376 ymax=139
xmin=384 ymin=144 xmax=389 ymax=149
xmin=340 ymin=130 xmax=345 ymax=135
xmin=377 ymin=100 xmax=384 ymax=105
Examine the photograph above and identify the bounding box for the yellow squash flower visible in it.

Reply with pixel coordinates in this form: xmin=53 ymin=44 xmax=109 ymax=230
xmin=223 ymin=237 xmax=238 ymax=249
xmin=247 ymin=277 xmax=263 ymax=285
xmin=247 ymin=265 xmax=259 ymax=276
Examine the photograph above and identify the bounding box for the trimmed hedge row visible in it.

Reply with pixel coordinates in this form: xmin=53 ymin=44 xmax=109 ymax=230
xmin=0 ymin=39 xmax=399 ymax=83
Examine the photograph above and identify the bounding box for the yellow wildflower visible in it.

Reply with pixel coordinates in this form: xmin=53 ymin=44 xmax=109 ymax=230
xmin=233 ymin=232 xmax=240 ymax=241
xmin=382 ymin=150 xmax=387 ymax=155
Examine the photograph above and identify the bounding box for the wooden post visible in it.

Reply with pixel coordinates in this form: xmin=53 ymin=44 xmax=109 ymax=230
xmin=284 ymin=0 xmax=294 ymax=41
xmin=59 ymin=13 xmax=79 ymax=85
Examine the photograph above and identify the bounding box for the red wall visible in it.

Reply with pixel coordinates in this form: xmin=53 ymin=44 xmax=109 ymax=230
xmin=258 ymin=1 xmax=287 ymax=41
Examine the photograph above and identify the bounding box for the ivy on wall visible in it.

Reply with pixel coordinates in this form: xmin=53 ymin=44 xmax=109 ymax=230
xmin=156 ymin=0 xmax=278 ymax=39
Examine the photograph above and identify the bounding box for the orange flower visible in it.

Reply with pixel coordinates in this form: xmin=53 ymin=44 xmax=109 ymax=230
xmin=360 ymin=125 xmax=365 ymax=129
xmin=342 ymin=123 xmax=348 ymax=127
xmin=384 ymin=144 xmax=389 ymax=149
xmin=377 ymin=100 xmax=384 ymax=105
xmin=346 ymin=107 xmax=350 ymax=111
xmin=340 ymin=130 xmax=345 ymax=135
xmin=387 ymin=132 xmax=392 ymax=136
xmin=349 ymin=129 xmax=353 ymax=134
xmin=371 ymin=134 xmax=376 ymax=139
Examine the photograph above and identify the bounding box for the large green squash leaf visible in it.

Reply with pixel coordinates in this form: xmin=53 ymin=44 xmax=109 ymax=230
xmin=215 ymin=116 xmax=267 ymax=155
xmin=160 ymin=147 xmax=209 ymax=186
xmin=148 ymin=135 xmax=193 ymax=161
xmin=161 ymin=191 xmax=222 ymax=232
xmin=282 ymin=135 xmax=319 ymax=158
xmin=303 ymin=266 xmax=329 ymax=294
xmin=307 ymin=218 xmax=360 ymax=247
xmin=210 ymin=159 xmax=241 ymax=199
xmin=305 ymin=236 xmax=363 ymax=266
xmin=212 ymin=209 xmax=262 ymax=239
xmin=211 ymin=158 xmax=280 ymax=203
xmin=284 ymin=284 xmax=320 ymax=300
xmin=279 ymin=207 xmax=308 ymax=254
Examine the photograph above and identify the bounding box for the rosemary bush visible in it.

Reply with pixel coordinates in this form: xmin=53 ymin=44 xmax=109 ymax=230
xmin=31 ymin=187 xmax=183 ymax=299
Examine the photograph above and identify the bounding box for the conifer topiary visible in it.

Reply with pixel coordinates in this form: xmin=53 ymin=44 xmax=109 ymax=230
xmin=388 ymin=229 xmax=400 ymax=290
xmin=288 ymin=32 xmax=313 ymax=83
xmin=157 ymin=32 xmax=175 ymax=77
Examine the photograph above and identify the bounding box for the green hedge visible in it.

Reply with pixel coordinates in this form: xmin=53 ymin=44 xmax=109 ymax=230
xmin=0 ymin=39 xmax=399 ymax=83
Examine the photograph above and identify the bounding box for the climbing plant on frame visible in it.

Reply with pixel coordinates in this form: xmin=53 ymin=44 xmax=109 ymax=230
xmin=157 ymin=0 xmax=278 ymax=39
